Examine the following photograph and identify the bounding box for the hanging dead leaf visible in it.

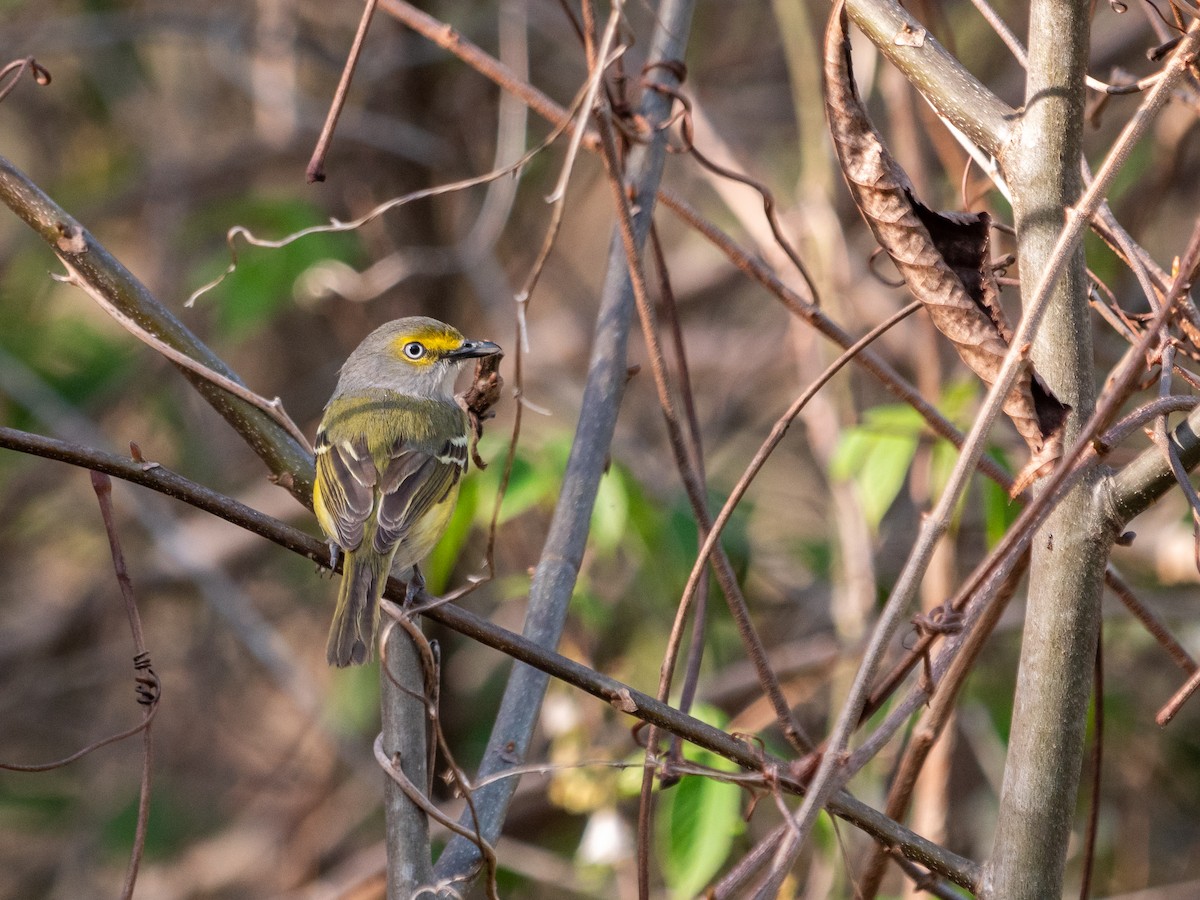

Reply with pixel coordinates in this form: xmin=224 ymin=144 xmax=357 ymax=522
xmin=823 ymin=2 xmax=1068 ymax=494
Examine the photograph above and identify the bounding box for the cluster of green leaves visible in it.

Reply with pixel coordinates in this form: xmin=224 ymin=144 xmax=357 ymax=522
xmin=611 ymin=704 xmax=746 ymax=899
xmin=430 ymin=432 xmax=751 ymax=620
xmin=829 ymin=380 xmax=1019 ymax=544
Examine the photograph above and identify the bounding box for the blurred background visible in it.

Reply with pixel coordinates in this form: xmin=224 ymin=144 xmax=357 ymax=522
xmin=1 ymin=0 xmax=1199 ymax=897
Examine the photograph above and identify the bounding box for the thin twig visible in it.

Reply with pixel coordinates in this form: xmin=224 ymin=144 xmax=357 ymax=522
xmin=306 ymin=0 xmax=379 ymax=182
xmin=1158 ymin=665 xmax=1200 ymax=725
xmin=710 ymin=822 xmax=788 ymax=898
xmin=592 ymin=62 xmax=810 ymax=754
xmin=1104 ymin=567 xmax=1197 ymax=675
xmin=0 ymin=713 xmax=155 ymax=773
xmin=513 ymin=10 xmax=625 ymax=350
xmin=650 ymin=223 xmax=711 ymax=762
xmin=90 ymin=473 xmax=159 ymax=900
xmin=190 ymin=117 xmax=575 ymax=308
xmin=56 ymin=259 xmax=313 ymax=453
xmin=0 ymin=56 xmax=50 ymax=104
xmin=1096 ymin=395 xmax=1199 ymax=451
xmin=665 ymin=86 xmax=821 ymax=304
xmin=546 ymin=5 xmax=621 ymax=207
xmin=380 ymin=0 xmax=573 ymax=134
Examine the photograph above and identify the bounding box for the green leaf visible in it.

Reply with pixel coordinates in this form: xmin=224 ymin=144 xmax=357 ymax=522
xmin=657 ymin=706 xmax=744 ymax=898
xmin=591 ymin=466 xmax=631 ymax=553
xmin=981 ymin=445 xmax=1017 ymax=546
xmin=469 ymin=435 xmax=568 ymax=526
xmin=830 ymin=414 xmax=919 ymax=530
xmin=487 ymin=452 xmax=551 ymax=523
xmin=860 ymin=431 xmax=919 ymax=529
xmin=830 ymin=387 xmax=982 ymax=531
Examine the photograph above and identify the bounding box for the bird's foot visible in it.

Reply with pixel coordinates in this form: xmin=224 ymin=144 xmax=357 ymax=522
xmin=321 ymin=541 xmax=341 ymax=576
xmin=404 ymin=566 xmax=426 ymax=606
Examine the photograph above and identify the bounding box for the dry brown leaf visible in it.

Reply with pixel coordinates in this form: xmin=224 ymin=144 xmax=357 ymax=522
xmin=461 ymin=351 xmax=505 ymax=470
xmin=823 ymin=2 xmax=1068 ymax=494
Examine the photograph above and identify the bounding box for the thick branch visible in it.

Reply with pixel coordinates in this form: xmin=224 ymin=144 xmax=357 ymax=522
xmin=985 ymin=0 xmax=1102 ymax=896
xmin=381 ymin=627 xmax=434 ymax=897
xmin=844 ymin=0 xmax=1016 ymax=155
xmin=1108 ymin=403 xmax=1200 ymax=524
xmin=0 ymin=155 xmax=315 ymax=504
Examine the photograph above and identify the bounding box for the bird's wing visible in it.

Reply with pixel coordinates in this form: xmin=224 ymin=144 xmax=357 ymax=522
xmin=314 ymin=432 xmax=378 ymax=551
xmin=374 ymin=434 xmax=466 ymax=553
xmin=315 ymin=426 xmax=466 ymax=555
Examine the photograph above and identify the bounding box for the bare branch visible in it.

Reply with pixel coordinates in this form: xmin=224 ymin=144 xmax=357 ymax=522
xmin=306 ymin=0 xmax=379 ymax=183
xmin=0 ymin=155 xmax=315 ymax=504
xmin=0 ymin=426 xmax=982 ymax=891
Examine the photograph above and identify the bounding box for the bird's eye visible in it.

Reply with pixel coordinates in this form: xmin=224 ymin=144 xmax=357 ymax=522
xmin=403 ymin=341 xmax=426 ymax=360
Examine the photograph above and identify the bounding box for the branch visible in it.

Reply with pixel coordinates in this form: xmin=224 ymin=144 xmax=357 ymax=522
xmin=980 ymin=10 xmax=1200 ymax=900
xmin=0 ymin=426 xmax=980 ymax=890
xmin=0 ymin=155 xmax=315 ymax=504
xmin=986 ymin=0 xmax=1099 ymax=890
xmin=380 ymin=626 xmax=435 ymax=895
xmin=433 ymin=0 xmax=699 ymax=880
xmin=90 ymin=473 xmax=160 ymax=900
xmin=306 ymin=0 xmax=378 ymax=183
xmin=844 ymin=0 xmax=1016 ymax=156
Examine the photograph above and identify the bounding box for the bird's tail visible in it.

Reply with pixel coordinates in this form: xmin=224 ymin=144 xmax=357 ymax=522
xmin=326 ymin=549 xmax=392 ymax=666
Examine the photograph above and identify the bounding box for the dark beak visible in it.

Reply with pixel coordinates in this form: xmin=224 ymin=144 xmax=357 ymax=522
xmin=448 ymin=338 xmax=502 ymax=361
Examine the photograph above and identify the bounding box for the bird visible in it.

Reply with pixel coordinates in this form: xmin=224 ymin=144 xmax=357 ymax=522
xmin=313 ymin=316 xmax=501 ymax=666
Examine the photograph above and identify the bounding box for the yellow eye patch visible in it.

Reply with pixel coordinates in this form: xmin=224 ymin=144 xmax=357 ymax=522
xmin=389 ymin=326 xmax=464 ymax=365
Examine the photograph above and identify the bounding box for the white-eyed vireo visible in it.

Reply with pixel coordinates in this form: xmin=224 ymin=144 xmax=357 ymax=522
xmin=314 ymin=316 xmax=501 ymax=667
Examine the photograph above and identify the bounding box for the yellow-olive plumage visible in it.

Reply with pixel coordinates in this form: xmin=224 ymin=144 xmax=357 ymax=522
xmin=314 ymin=317 xmax=500 ymax=666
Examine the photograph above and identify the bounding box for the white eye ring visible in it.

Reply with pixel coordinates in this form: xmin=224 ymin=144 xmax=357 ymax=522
xmin=403 ymin=341 xmax=426 ymax=360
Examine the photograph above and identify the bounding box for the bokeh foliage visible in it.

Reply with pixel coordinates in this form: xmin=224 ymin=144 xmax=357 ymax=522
xmin=1 ymin=0 xmax=1199 ymax=897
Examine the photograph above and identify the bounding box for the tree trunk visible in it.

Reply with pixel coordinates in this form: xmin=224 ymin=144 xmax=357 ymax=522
xmin=985 ymin=0 xmax=1107 ymax=894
